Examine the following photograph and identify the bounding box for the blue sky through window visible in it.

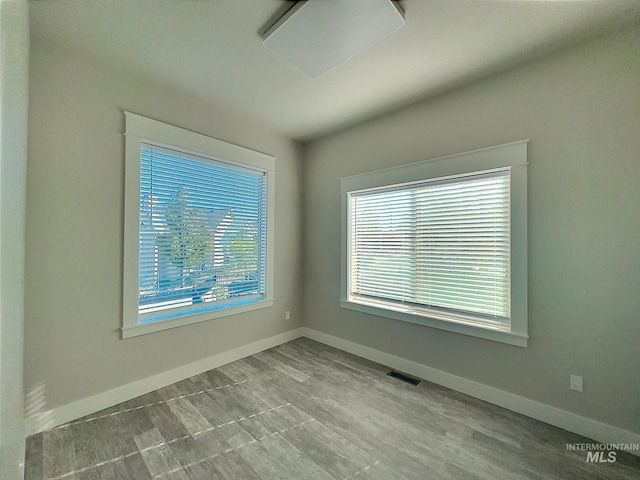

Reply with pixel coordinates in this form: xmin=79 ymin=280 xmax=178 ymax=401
xmin=138 ymin=145 xmax=267 ymax=318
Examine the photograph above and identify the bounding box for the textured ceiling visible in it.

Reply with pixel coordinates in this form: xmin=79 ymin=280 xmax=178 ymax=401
xmin=29 ymin=0 xmax=640 ymax=142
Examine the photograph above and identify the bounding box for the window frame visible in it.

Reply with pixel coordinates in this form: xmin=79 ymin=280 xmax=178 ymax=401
xmin=340 ymin=140 xmax=528 ymax=347
xmin=122 ymin=112 xmax=275 ymax=338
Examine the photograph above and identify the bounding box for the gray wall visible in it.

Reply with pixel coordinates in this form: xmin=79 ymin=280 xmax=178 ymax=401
xmin=25 ymin=40 xmax=304 ymax=411
xmin=1 ymin=1 xmax=28 ymax=478
xmin=303 ymin=28 xmax=640 ymax=433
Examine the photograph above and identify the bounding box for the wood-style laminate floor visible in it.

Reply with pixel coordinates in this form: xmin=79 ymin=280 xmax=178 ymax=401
xmin=25 ymin=338 xmax=639 ymax=480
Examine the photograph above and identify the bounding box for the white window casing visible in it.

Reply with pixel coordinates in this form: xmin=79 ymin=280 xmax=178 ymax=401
xmin=341 ymin=140 xmax=528 ymax=347
xmin=123 ymin=112 xmax=275 ymax=338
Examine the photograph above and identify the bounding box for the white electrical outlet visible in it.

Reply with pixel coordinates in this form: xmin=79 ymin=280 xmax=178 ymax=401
xmin=569 ymin=375 xmax=583 ymax=392
xmin=285 ymin=310 xmax=290 ymax=320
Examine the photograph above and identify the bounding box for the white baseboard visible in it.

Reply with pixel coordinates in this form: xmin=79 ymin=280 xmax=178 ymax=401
xmin=301 ymin=327 xmax=640 ymax=455
xmin=25 ymin=326 xmax=639 ymax=458
xmin=24 ymin=328 xmax=304 ymax=437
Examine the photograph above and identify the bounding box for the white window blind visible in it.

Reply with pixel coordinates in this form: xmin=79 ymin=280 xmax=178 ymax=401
xmin=123 ymin=112 xmax=275 ymax=338
xmin=348 ymin=169 xmax=511 ymax=327
xmin=138 ymin=144 xmax=267 ymax=324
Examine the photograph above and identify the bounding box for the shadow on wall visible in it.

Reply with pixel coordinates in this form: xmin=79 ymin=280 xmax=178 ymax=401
xmin=24 ymin=381 xmax=53 ymax=434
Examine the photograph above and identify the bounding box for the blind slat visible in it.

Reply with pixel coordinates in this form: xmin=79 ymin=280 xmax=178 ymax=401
xmin=350 ymin=170 xmax=510 ymax=320
xmin=138 ymin=145 xmax=268 ymax=316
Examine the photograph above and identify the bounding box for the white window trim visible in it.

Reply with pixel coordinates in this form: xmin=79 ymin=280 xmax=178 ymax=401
xmin=123 ymin=112 xmax=275 ymax=338
xmin=340 ymin=140 xmax=528 ymax=347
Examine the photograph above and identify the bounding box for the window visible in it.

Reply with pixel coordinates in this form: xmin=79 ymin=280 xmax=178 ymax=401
xmin=341 ymin=141 xmax=528 ymax=346
xmin=123 ymin=113 xmax=275 ymax=338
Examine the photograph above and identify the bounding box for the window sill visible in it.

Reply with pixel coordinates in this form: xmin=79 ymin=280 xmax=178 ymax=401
xmin=340 ymin=299 xmax=528 ymax=347
xmin=122 ymin=298 xmax=274 ymax=339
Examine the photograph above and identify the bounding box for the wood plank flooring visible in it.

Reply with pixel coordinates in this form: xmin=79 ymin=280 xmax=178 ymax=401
xmin=25 ymin=338 xmax=639 ymax=479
